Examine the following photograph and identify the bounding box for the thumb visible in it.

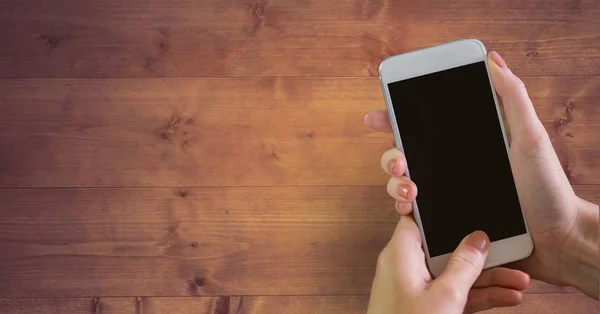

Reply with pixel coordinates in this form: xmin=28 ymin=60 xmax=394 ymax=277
xmin=433 ymin=231 xmax=490 ymax=293
xmin=488 ymin=51 xmax=547 ymax=145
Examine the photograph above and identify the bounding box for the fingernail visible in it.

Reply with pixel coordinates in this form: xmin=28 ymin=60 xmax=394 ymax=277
xmin=397 ymin=183 xmax=410 ymax=199
xmin=465 ymin=231 xmax=490 ymax=253
xmin=489 ymin=51 xmax=507 ymax=69
xmin=363 ymin=113 xmax=370 ymax=125
xmin=387 ymin=159 xmax=396 ymax=175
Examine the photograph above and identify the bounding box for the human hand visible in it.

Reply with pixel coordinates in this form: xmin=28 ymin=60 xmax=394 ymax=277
xmin=367 ymin=215 xmax=529 ymax=314
xmin=364 ymin=51 xmax=599 ymax=298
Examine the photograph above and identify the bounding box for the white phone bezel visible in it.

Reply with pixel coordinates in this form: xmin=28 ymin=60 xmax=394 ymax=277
xmin=378 ymin=39 xmax=533 ymax=277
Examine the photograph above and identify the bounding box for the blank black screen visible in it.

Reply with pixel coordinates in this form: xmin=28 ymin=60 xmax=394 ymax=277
xmin=387 ymin=61 xmax=527 ymax=256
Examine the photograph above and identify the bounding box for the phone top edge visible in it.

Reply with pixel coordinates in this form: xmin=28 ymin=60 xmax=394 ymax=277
xmin=379 ymin=39 xmax=487 ymax=84
xmin=378 ymin=39 xmax=471 ymax=75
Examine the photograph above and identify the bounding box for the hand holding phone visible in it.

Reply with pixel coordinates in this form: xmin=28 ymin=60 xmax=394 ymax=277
xmin=367 ymin=45 xmax=599 ymax=311
xmin=368 ymin=214 xmax=530 ymax=314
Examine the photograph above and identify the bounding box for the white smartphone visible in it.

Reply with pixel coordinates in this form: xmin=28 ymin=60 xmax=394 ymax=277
xmin=378 ymin=39 xmax=533 ymax=277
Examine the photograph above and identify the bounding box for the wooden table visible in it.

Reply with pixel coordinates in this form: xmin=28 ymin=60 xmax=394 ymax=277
xmin=0 ymin=0 xmax=598 ymax=313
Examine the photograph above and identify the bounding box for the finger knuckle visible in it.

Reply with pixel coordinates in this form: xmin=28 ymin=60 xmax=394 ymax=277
xmin=451 ymin=251 xmax=479 ymax=271
xmin=513 ymin=126 xmax=550 ymax=152
xmin=527 ymin=127 xmax=551 ymax=149
xmin=514 ymin=77 xmax=526 ymax=90
xmin=376 ymin=249 xmax=389 ymax=271
xmin=437 ymin=281 xmax=464 ymax=302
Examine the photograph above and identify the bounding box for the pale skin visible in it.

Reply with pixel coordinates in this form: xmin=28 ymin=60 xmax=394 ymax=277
xmin=365 ymin=51 xmax=599 ymax=313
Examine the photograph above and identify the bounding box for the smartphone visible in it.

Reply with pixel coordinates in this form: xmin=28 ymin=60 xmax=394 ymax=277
xmin=378 ymin=39 xmax=533 ymax=277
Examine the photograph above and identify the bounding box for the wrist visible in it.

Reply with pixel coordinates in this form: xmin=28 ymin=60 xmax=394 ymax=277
xmin=560 ymin=197 xmax=599 ymax=299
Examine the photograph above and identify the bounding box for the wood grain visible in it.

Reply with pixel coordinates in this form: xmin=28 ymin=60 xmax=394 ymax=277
xmin=0 ymin=186 xmax=394 ymax=297
xmin=235 ymin=294 xmax=599 ymax=314
xmin=0 ymin=0 xmax=598 ymax=311
xmin=0 ymin=298 xmax=136 ymax=314
xmin=0 ymin=294 xmax=597 ymax=314
xmin=0 ymin=186 xmax=593 ymax=297
xmin=0 ymin=0 xmax=598 ymax=77
xmin=0 ymin=77 xmax=597 ymax=188
xmin=140 ymin=297 xmax=231 ymax=314
xmin=482 ymin=294 xmax=600 ymax=313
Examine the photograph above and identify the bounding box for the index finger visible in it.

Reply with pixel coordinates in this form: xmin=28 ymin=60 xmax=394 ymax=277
xmin=364 ymin=109 xmax=392 ymax=132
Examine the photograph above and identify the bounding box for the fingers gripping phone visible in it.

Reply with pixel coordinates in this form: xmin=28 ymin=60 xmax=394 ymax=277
xmin=378 ymin=40 xmax=533 ymax=277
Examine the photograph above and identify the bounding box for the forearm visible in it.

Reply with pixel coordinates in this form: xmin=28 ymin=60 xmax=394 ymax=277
xmin=561 ymin=198 xmax=599 ymax=299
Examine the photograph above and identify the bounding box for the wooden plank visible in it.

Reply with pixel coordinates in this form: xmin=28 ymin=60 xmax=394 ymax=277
xmin=482 ymin=294 xmax=600 ymax=313
xmin=0 ymin=294 xmax=596 ymax=314
xmin=0 ymin=0 xmax=598 ymax=77
xmin=0 ymin=186 xmax=393 ymax=297
xmin=0 ymin=297 xmax=231 ymax=314
xmin=0 ymin=186 xmax=591 ymax=297
xmin=0 ymin=297 xmax=136 ymax=314
xmin=234 ymin=294 xmax=599 ymax=314
xmin=230 ymin=295 xmax=366 ymax=314
xmin=0 ymin=77 xmax=597 ymax=187
xmin=140 ymin=296 xmax=231 ymax=314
